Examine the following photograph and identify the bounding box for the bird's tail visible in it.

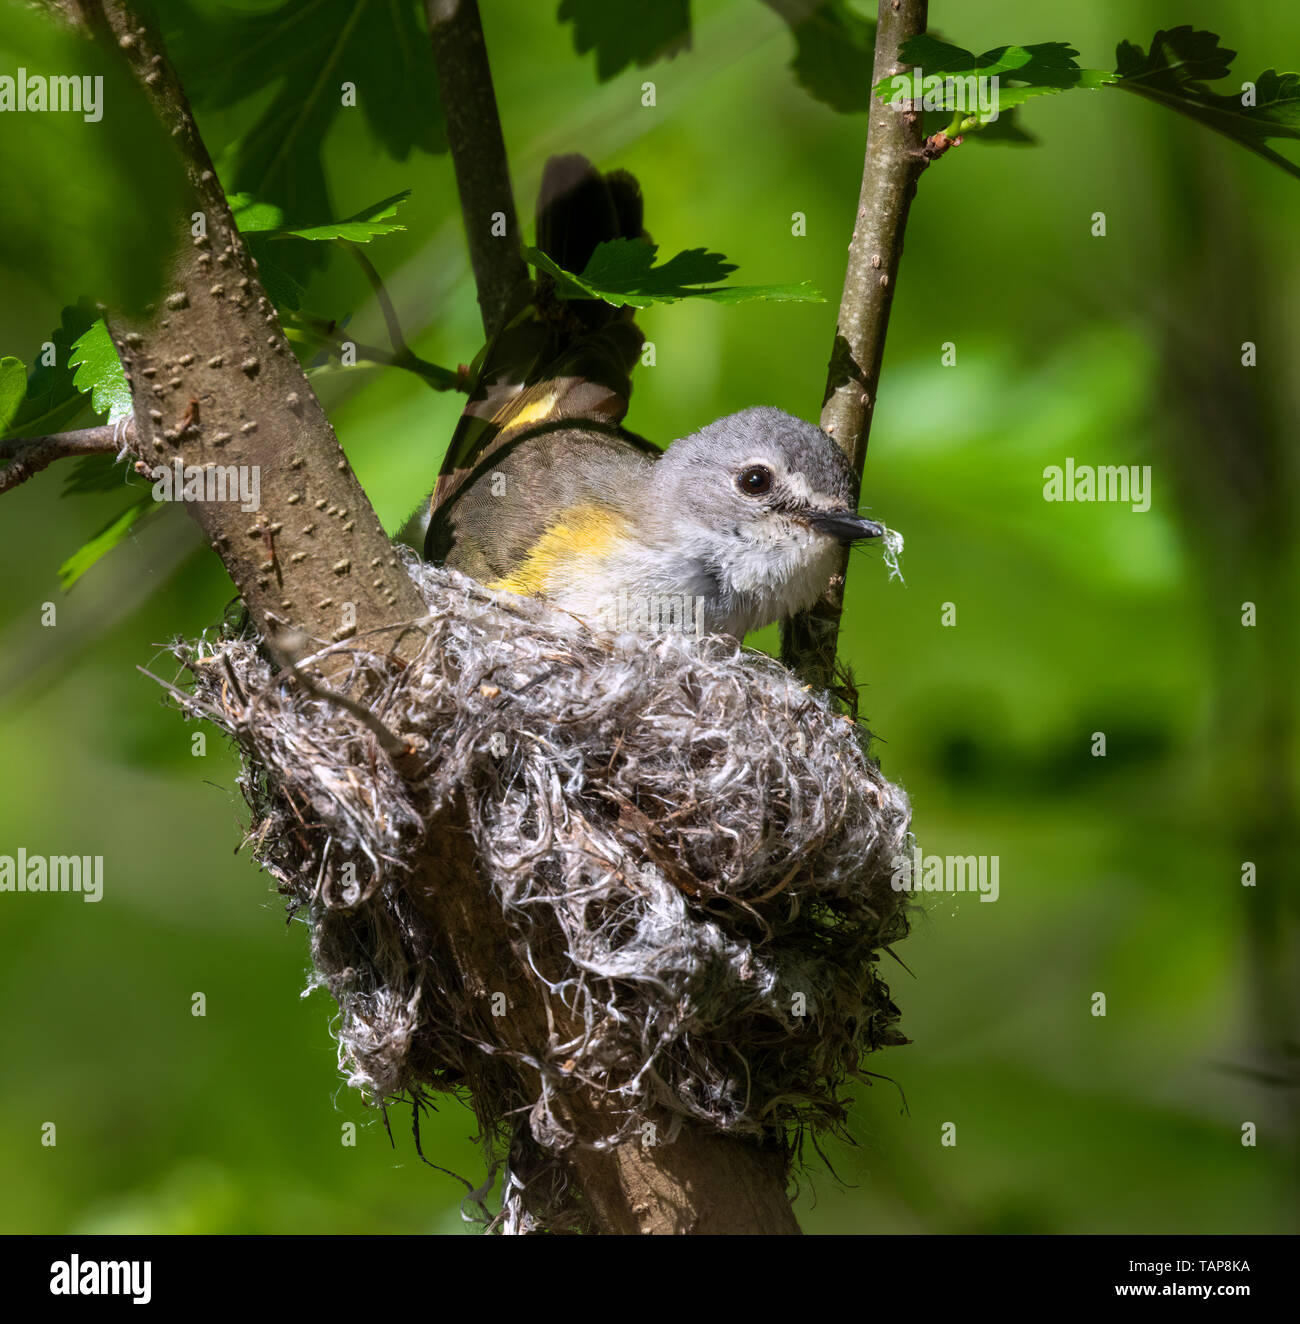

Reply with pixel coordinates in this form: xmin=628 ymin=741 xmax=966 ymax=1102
xmin=406 ymin=154 xmax=653 ymax=560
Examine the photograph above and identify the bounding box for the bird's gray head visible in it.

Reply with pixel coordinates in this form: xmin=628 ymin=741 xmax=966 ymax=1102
xmin=641 ymin=406 xmax=884 ymax=635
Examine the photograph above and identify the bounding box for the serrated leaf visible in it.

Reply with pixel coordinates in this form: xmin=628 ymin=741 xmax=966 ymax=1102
xmin=1 ymin=301 xmax=102 ymax=440
xmin=272 ymin=190 xmax=411 ymax=242
xmin=59 ymin=492 xmax=159 ymax=590
xmin=167 ymin=0 xmax=444 ymax=265
xmin=70 ymin=321 xmax=132 ymax=426
xmin=764 ymin=6 xmax=1043 ymax=124
xmin=875 ymin=36 xmax=1115 ymax=132
xmin=879 ymin=26 xmax=1300 ymax=179
xmin=228 ymin=191 xmax=409 ymax=311
xmin=0 ymin=357 xmax=27 ymax=433
xmin=524 ymin=239 xmax=823 ymax=307
xmin=583 ymin=239 xmax=733 ymax=290
xmin=558 ymin=0 xmax=691 ymax=81
xmin=761 ymin=0 xmax=877 ymax=114
xmin=1115 ymin=26 xmax=1233 ymax=85
xmin=1245 ymin=69 xmax=1300 ymax=135
xmin=278 ymin=219 xmax=403 ymax=242
xmin=1114 ymin=28 xmax=1300 ymax=180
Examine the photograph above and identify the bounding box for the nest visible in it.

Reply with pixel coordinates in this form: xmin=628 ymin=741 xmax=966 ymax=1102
xmin=167 ymin=551 xmax=913 ymax=1231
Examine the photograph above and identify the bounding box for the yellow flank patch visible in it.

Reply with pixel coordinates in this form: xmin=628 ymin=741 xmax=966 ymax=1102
xmin=489 ymin=503 xmax=629 ymax=597
xmin=493 ymin=385 xmax=560 ymax=431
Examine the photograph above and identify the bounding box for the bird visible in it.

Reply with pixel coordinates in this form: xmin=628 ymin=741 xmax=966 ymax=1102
xmin=411 ymin=155 xmax=884 ymax=640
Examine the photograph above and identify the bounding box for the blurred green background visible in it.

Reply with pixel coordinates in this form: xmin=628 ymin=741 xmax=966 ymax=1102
xmin=1 ymin=0 xmax=1297 ymax=1233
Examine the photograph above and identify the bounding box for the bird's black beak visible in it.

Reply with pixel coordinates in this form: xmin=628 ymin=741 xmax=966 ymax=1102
xmin=806 ymin=509 xmax=886 ymax=544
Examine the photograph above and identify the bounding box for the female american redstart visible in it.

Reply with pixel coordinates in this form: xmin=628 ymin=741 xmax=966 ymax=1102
xmin=410 ymin=155 xmax=883 ymax=638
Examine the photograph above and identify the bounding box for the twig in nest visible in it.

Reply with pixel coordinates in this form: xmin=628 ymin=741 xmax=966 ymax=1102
xmin=267 ymin=629 xmax=423 ymax=775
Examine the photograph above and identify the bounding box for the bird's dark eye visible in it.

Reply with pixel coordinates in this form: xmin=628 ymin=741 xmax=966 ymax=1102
xmin=737 ymin=465 xmax=773 ymax=496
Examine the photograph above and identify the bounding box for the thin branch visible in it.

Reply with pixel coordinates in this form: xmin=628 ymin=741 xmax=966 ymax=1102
xmin=271 ymin=643 xmax=425 ymax=777
xmin=289 ymin=310 xmax=464 ymax=391
xmin=344 ymin=242 xmax=412 ymax=359
xmin=0 ymin=424 xmax=129 ymax=495
xmin=336 ymin=338 xmax=463 ymax=389
xmin=781 ymin=0 xmax=930 ymax=696
xmin=426 ymin=0 xmax=530 ymax=334
xmin=47 ymin=0 xmax=431 ymax=665
xmin=344 ymin=243 xmax=415 ymax=362
xmin=342 ymin=247 xmax=466 ymax=389
xmin=333 ymin=339 xmax=463 ymax=392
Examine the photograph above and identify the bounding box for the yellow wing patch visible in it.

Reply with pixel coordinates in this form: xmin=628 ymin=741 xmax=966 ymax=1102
xmin=489 ymin=503 xmax=631 ymax=597
xmin=490 ymin=384 xmax=561 ymax=431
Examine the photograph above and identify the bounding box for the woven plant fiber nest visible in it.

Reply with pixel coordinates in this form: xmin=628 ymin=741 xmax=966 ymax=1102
xmin=169 ymin=551 xmax=913 ymax=1228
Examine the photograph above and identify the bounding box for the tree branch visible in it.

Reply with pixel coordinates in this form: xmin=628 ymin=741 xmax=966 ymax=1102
xmin=42 ymin=0 xmax=430 ymax=666
xmin=426 ymin=0 xmax=530 ymax=335
xmin=781 ymin=0 xmax=930 ymax=695
xmin=0 ymin=424 xmax=127 ymax=495
xmin=330 ymin=335 xmax=463 ymax=391
xmin=43 ymin=0 xmax=800 ymax=1234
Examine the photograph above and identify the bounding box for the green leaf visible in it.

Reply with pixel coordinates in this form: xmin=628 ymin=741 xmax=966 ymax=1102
xmin=762 ymin=6 xmax=1039 ymax=126
xmin=1113 ymin=28 xmax=1300 ymax=180
xmin=59 ymin=492 xmax=159 ymax=590
xmin=227 ymin=191 xmax=409 ymax=311
xmin=906 ymin=36 xmax=1088 ymax=83
xmin=524 ymin=239 xmax=823 ymax=307
xmin=227 ymin=195 xmax=303 ymax=310
xmin=0 ymin=2 xmax=189 ymax=312
xmin=0 ymin=357 xmax=27 ymax=434
xmin=1 ymin=301 xmax=100 ymax=440
xmin=246 ymin=242 xmax=307 ymax=312
xmin=1115 ymin=26 xmax=1234 ymax=85
xmin=270 ymin=190 xmax=411 ymax=243
xmin=558 ymin=0 xmax=691 ymax=81
xmin=227 ymin=192 xmax=285 ymax=234
xmin=1244 ymin=69 xmax=1300 ymax=136
xmin=875 ymin=37 xmax=1115 ymax=133
xmin=761 ymin=0 xmax=877 ymax=114
xmin=879 ymin=26 xmax=1300 ymax=177
xmin=167 ymin=0 xmax=444 ymax=244
xmin=70 ymin=320 xmax=132 ymax=426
